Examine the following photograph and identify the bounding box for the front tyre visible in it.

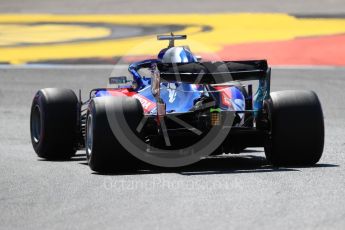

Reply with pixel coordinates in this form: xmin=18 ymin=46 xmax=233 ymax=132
xmin=30 ymin=88 xmax=78 ymax=159
xmin=264 ymin=90 xmax=324 ymax=166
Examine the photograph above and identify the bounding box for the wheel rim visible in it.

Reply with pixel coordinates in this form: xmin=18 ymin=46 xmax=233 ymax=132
xmin=86 ymin=114 xmax=93 ymax=158
xmin=31 ymin=105 xmax=41 ymax=143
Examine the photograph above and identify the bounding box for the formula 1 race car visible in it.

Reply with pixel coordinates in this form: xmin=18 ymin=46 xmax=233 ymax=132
xmin=30 ymin=34 xmax=324 ymax=172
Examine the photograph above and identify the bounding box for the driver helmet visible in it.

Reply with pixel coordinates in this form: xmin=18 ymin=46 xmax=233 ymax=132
xmin=158 ymin=46 xmax=197 ymax=63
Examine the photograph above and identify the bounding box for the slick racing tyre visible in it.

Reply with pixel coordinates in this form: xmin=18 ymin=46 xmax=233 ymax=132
xmin=264 ymin=90 xmax=324 ymax=166
xmin=86 ymin=96 xmax=143 ymax=172
xmin=30 ymin=88 xmax=78 ymax=159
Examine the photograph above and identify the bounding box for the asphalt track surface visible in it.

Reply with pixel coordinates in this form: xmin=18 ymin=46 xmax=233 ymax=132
xmin=0 ymin=66 xmax=345 ymax=230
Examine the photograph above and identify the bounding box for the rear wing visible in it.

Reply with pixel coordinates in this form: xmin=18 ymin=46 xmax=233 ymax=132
xmin=150 ymin=59 xmax=270 ymax=117
xmin=157 ymin=60 xmax=269 ymax=84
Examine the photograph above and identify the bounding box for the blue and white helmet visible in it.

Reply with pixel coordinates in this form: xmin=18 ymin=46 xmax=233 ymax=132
xmin=158 ymin=47 xmax=197 ymax=63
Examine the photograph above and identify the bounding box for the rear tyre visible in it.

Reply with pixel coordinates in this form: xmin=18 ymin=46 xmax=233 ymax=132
xmin=264 ymin=90 xmax=324 ymax=166
xmin=30 ymin=88 xmax=78 ymax=159
xmin=86 ymin=96 xmax=144 ymax=172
